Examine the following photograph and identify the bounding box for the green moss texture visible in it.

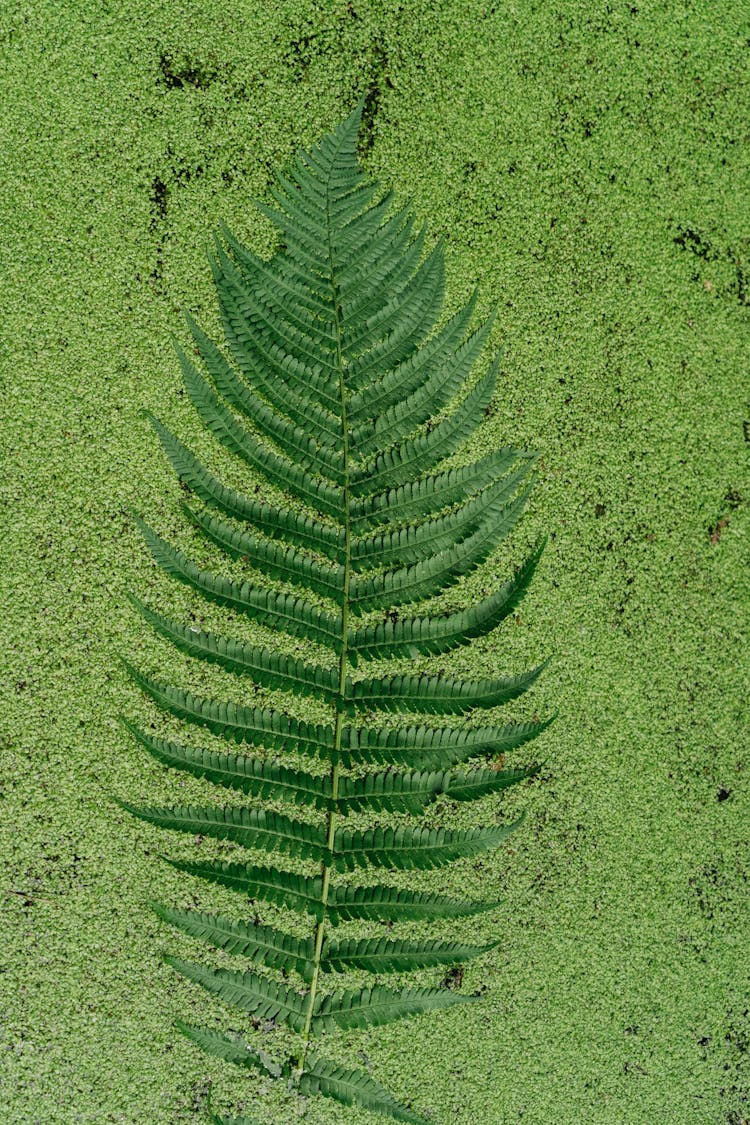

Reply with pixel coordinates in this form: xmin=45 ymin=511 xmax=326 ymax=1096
xmin=1 ymin=1 xmax=748 ymax=1122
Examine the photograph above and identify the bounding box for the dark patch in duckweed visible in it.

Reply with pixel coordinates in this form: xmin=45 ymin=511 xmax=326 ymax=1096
xmin=158 ymin=50 xmax=220 ymax=91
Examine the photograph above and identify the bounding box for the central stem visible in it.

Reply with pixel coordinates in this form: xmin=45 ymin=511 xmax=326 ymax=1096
xmin=295 ymin=168 xmax=351 ymax=1074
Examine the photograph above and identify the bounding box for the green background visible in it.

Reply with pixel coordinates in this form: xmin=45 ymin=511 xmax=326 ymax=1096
xmin=1 ymin=1 xmax=748 ymax=1122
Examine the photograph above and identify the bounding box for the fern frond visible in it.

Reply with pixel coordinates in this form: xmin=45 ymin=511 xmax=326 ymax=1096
xmin=348 ymin=485 xmax=532 ymax=613
xmin=162 ymin=858 xmax=327 ymax=920
xmin=349 ymin=461 xmax=532 ymax=570
xmin=348 ymin=537 xmax=545 ymax=660
xmin=174 ymin=342 xmax=344 ymax=516
xmin=119 ymin=100 xmax=554 ymax=1124
xmin=347 ymin=289 xmax=476 ymax=412
xmin=333 ymin=763 xmax=538 ymax=815
xmin=349 ymin=446 xmax=529 ymax=531
xmin=162 ymin=856 xmax=499 ymax=925
xmin=344 ymin=660 xmax=549 ymax=715
xmin=343 ymin=233 xmax=444 ymax=364
xmin=179 ymin=501 xmax=346 ymax=604
xmin=348 ymin=359 xmax=500 ymax=498
xmin=339 ymin=716 xmax=553 ymax=769
xmin=320 ymin=935 xmax=498 ymax=975
xmin=329 ymin=884 xmax=503 ymax=925
xmin=184 ymin=311 xmax=344 ymax=476
xmin=117 ymin=719 xmax=330 ymax=809
xmin=176 ymin=1021 xmax=283 ymax=1078
xmin=206 ymin=257 xmax=342 ymax=423
xmin=350 ymin=312 xmax=496 ymax=456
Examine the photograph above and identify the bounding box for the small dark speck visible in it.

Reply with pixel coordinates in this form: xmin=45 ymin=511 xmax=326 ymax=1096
xmin=594 ymin=503 xmax=606 ymax=517
xmin=442 ymin=966 xmax=464 ymax=990
xmin=624 ymin=1025 xmax=639 ymax=1035
xmin=717 ymin=787 xmax=731 ymax=802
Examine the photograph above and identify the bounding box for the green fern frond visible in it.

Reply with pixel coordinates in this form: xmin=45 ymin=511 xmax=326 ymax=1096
xmin=162 ymin=858 xmax=328 ymax=920
xmin=332 ymin=816 xmax=526 ymax=873
xmin=117 ymin=656 xmax=335 ymax=755
xmin=161 ymin=854 xmax=500 ymax=924
xmin=129 ymin=516 xmax=342 ymax=648
xmin=348 ymin=460 xmax=532 ymax=570
xmin=117 ymin=719 xmax=331 ymax=808
xmin=118 ymin=100 xmax=554 ymax=1123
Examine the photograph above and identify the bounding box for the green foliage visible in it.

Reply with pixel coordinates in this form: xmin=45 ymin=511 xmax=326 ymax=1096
xmin=118 ymin=100 xmax=553 ymax=1123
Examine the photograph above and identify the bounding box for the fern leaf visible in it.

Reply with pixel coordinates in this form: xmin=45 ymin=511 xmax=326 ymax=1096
xmin=184 ymin=311 xmax=344 ymax=477
xmin=206 ymin=258 xmax=342 ymax=425
xmin=117 ymin=719 xmax=330 ymax=809
xmin=344 ymin=234 xmax=445 ymax=367
xmin=151 ymin=903 xmax=313 ymax=979
xmin=333 ymin=816 xmax=526 ymax=873
xmin=116 ymin=800 xmax=328 ymax=864
xmin=348 ymin=537 xmax=545 ymax=661
xmin=130 ymin=516 xmax=342 ymax=650
xmin=350 ymin=313 xmax=496 ymax=456
xmin=344 ymin=660 xmax=549 ymax=715
xmin=347 ymin=290 xmax=476 ymax=415
xmin=348 ymin=486 xmax=532 ymax=613
xmin=312 ymin=984 xmax=476 ymax=1034
xmin=119 ymin=101 xmax=554 ymax=1124
xmin=125 ymin=596 xmax=338 ymax=701
xmin=176 ymin=1021 xmax=283 ymax=1078
xmin=333 ymin=763 xmax=538 ymax=815
xmin=299 ymin=1054 xmax=431 ymax=1124
xmin=349 ymin=446 xmax=530 ymax=531
xmin=162 ymin=855 xmax=499 ymax=925
xmin=179 ymin=501 xmax=346 ymax=603
xmin=349 ymin=460 xmax=532 ymax=570
xmin=338 ymin=715 xmax=554 ymax=769
xmin=442 ymin=763 xmax=543 ymax=802
xmin=146 ymin=414 xmax=346 ymax=561
xmin=162 ymin=858 xmax=328 ymax=921
xmin=166 ymin=958 xmax=308 ymax=1032
xmin=348 ymin=359 xmax=500 ymax=498
xmin=321 ymin=935 xmax=498 ymax=975
xmin=174 ymin=341 xmax=344 ymax=516
xmin=119 ymin=657 xmax=334 ymax=755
